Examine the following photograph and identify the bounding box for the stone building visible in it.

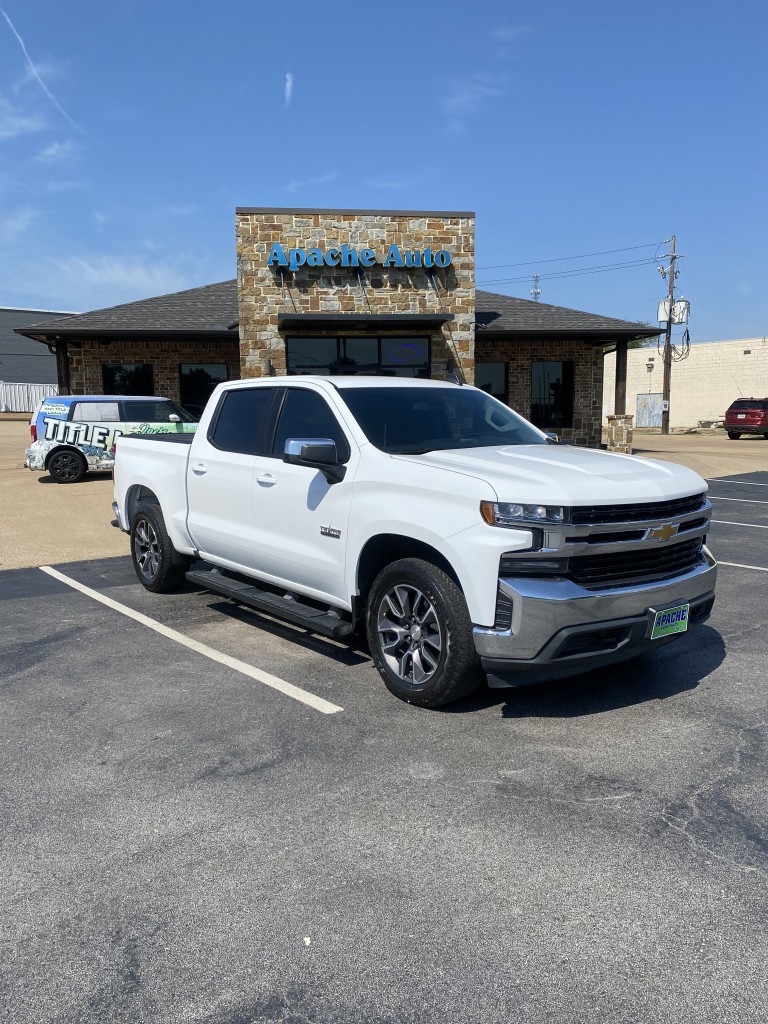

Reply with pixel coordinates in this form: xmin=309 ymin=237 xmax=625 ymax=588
xmin=16 ymin=207 xmax=658 ymax=445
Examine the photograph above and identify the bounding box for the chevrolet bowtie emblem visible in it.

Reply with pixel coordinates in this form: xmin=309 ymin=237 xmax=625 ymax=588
xmin=648 ymin=523 xmax=678 ymax=542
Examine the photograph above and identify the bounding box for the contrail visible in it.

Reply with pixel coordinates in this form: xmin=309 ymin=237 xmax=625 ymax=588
xmin=285 ymin=72 xmax=293 ymax=106
xmin=1 ymin=6 xmax=84 ymax=133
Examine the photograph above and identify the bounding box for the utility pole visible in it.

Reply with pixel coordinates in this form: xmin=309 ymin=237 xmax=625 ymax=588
xmin=661 ymin=234 xmax=677 ymax=435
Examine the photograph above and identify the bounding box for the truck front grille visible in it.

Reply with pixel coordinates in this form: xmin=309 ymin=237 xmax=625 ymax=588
xmin=568 ymin=537 xmax=705 ymax=589
xmin=571 ymin=493 xmax=707 ymax=526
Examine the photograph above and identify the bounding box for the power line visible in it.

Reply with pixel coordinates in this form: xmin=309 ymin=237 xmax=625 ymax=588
xmin=475 ymin=241 xmax=664 ymax=272
xmin=477 ymin=257 xmax=659 ymax=287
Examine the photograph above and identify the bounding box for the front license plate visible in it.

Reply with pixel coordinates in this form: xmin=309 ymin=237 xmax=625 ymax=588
xmin=651 ymin=603 xmax=690 ymax=639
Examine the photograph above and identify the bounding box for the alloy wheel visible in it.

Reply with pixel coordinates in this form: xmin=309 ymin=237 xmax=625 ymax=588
xmin=375 ymin=584 xmax=443 ymax=686
xmin=133 ymin=518 xmax=160 ymax=581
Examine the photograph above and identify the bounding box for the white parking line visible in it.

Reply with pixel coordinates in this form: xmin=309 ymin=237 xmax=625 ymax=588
xmin=712 ymin=520 xmax=768 ymax=529
xmin=708 ymin=495 xmax=768 ymax=504
xmin=707 ymin=479 xmax=768 ymax=487
xmin=39 ymin=566 xmax=343 ymax=715
xmin=717 ymin=562 xmax=768 ymax=573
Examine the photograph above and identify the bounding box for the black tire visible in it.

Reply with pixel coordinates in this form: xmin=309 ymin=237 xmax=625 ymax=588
xmin=365 ymin=557 xmax=484 ymax=707
xmin=726 ymin=431 xmax=742 ymax=440
xmin=48 ymin=448 xmax=87 ymax=483
xmin=130 ymin=502 xmax=189 ymax=592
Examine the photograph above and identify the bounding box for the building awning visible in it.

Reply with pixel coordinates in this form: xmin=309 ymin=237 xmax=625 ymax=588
xmin=277 ymin=312 xmax=453 ymax=333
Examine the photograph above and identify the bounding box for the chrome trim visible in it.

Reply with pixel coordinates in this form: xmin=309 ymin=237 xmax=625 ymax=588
xmin=111 ymin=501 xmax=125 ymax=532
xmin=474 ymin=546 xmax=717 ymax=661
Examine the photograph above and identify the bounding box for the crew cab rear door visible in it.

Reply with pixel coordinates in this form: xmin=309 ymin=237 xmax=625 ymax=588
xmin=185 ymin=385 xmax=277 ymax=565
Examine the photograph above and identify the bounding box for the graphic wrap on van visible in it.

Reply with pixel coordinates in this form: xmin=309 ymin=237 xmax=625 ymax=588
xmin=25 ymin=396 xmax=198 ymax=477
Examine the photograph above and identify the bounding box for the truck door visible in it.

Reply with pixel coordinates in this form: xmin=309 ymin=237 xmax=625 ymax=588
xmin=186 ymin=386 xmax=277 ymax=565
xmin=246 ymin=386 xmax=356 ymax=605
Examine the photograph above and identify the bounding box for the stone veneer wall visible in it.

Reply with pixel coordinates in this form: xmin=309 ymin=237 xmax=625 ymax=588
xmin=236 ymin=209 xmax=475 ymax=381
xmin=476 ymin=337 xmax=604 ymax=447
xmin=68 ymin=338 xmax=241 ymax=402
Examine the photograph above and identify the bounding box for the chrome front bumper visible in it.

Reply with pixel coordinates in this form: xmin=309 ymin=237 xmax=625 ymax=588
xmin=473 ymin=547 xmax=717 ymax=687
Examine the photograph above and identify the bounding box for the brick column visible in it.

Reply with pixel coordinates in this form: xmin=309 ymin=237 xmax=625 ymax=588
xmin=606 ymin=414 xmax=634 ymax=454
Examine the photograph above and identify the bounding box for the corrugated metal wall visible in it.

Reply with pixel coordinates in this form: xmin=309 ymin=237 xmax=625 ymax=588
xmin=0 ymin=382 xmax=59 ymax=413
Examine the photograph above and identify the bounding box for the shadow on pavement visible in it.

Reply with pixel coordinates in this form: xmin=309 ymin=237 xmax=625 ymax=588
xmin=439 ymin=625 xmax=725 ymax=718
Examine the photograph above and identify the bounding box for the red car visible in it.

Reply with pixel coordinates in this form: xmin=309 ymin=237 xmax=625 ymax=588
xmin=724 ymin=398 xmax=768 ymax=439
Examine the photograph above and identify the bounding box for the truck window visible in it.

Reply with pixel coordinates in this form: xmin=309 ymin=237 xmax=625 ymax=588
xmin=71 ymin=402 xmax=120 ymax=421
xmin=338 ymin=387 xmax=546 ymax=453
xmin=209 ymin=388 xmax=275 ymax=454
xmin=271 ymin=389 xmax=350 ymax=461
xmin=122 ymin=399 xmax=197 ymax=423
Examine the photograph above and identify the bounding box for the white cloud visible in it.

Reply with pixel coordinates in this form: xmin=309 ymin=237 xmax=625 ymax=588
xmin=491 ymin=25 xmax=527 ymax=43
xmin=42 ymin=255 xmax=192 ymax=307
xmin=0 ymin=205 xmax=39 ymax=241
xmin=440 ymin=73 xmax=506 ymax=132
xmin=43 ymin=178 xmax=87 ymax=193
xmin=0 ymin=96 xmax=45 ymax=139
xmin=282 ymin=170 xmax=337 ymax=195
xmin=35 ymin=139 xmax=76 ymax=161
xmin=285 ymin=72 xmax=294 ymax=106
xmin=365 ymin=179 xmax=411 ymax=190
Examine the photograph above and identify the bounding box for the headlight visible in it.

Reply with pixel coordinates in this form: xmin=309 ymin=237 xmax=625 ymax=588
xmin=480 ymin=501 xmax=566 ymax=527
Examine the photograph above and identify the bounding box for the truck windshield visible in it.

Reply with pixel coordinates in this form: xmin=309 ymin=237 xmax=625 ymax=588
xmin=338 ymin=387 xmax=547 ymax=453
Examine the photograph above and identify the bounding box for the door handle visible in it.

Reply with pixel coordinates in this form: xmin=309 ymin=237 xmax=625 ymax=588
xmin=191 ymin=462 xmax=207 ymax=475
xmin=256 ymin=473 xmax=276 ymax=486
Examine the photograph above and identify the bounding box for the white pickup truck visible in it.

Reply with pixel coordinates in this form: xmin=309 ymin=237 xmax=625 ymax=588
xmin=112 ymin=376 xmax=717 ymax=706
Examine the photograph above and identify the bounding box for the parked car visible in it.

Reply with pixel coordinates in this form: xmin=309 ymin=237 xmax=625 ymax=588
xmin=723 ymin=398 xmax=768 ymax=439
xmin=26 ymin=394 xmax=198 ymax=483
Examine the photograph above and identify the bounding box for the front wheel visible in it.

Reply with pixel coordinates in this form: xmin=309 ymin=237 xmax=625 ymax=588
xmin=48 ymin=449 xmax=87 ymax=483
xmin=366 ymin=558 xmax=484 ymax=707
xmin=727 ymin=431 xmax=742 ymax=440
xmin=130 ymin=502 xmax=189 ymax=592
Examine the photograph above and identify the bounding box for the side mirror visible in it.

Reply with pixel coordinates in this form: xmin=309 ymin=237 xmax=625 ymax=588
xmin=544 ymin=431 xmax=560 ymax=444
xmin=283 ymin=438 xmax=347 ymax=483
xmin=169 ymin=413 xmax=181 ymax=423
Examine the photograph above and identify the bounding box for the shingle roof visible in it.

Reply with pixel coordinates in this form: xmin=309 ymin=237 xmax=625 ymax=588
xmin=476 ymin=290 xmax=660 ymax=340
xmin=16 ymin=280 xmax=239 ymax=337
xmin=15 ymin=280 xmax=659 ymax=342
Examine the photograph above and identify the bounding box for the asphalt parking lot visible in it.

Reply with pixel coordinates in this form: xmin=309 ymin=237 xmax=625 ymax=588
xmin=2 ymin=438 xmax=768 ymax=1021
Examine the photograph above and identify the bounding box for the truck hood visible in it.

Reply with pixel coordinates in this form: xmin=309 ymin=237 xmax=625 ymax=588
xmin=398 ymin=445 xmax=707 ymax=505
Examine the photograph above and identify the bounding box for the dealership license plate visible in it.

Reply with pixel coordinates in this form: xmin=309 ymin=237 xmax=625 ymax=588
xmin=651 ymin=603 xmax=690 ymax=639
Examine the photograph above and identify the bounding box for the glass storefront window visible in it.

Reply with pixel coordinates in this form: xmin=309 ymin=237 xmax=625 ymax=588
xmin=180 ymin=363 xmax=228 ymax=417
xmin=475 ymin=362 xmax=507 ymax=401
xmin=102 ymin=363 xmax=153 ymax=395
xmin=531 ymin=360 xmax=574 ymax=428
xmin=286 ymin=337 xmax=430 ymax=378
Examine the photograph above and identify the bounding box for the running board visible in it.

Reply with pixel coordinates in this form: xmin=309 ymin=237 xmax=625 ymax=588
xmin=185 ymin=568 xmax=355 ymax=639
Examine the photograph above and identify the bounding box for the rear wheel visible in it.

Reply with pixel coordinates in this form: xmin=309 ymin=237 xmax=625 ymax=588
xmin=726 ymin=431 xmax=742 ymax=440
xmin=366 ymin=558 xmax=483 ymax=707
xmin=48 ymin=449 xmax=87 ymax=483
xmin=130 ymin=502 xmax=189 ymax=592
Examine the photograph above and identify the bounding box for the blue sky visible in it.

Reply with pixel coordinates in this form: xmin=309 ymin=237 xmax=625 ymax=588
xmin=0 ymin=0 xmax=765 ymax=342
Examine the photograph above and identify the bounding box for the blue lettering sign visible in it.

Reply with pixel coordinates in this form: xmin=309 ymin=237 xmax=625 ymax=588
xmin=267 ymin=244 xmax=453 ymax=270
xmin=267 ymin=242 xmax=288 ymax=267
